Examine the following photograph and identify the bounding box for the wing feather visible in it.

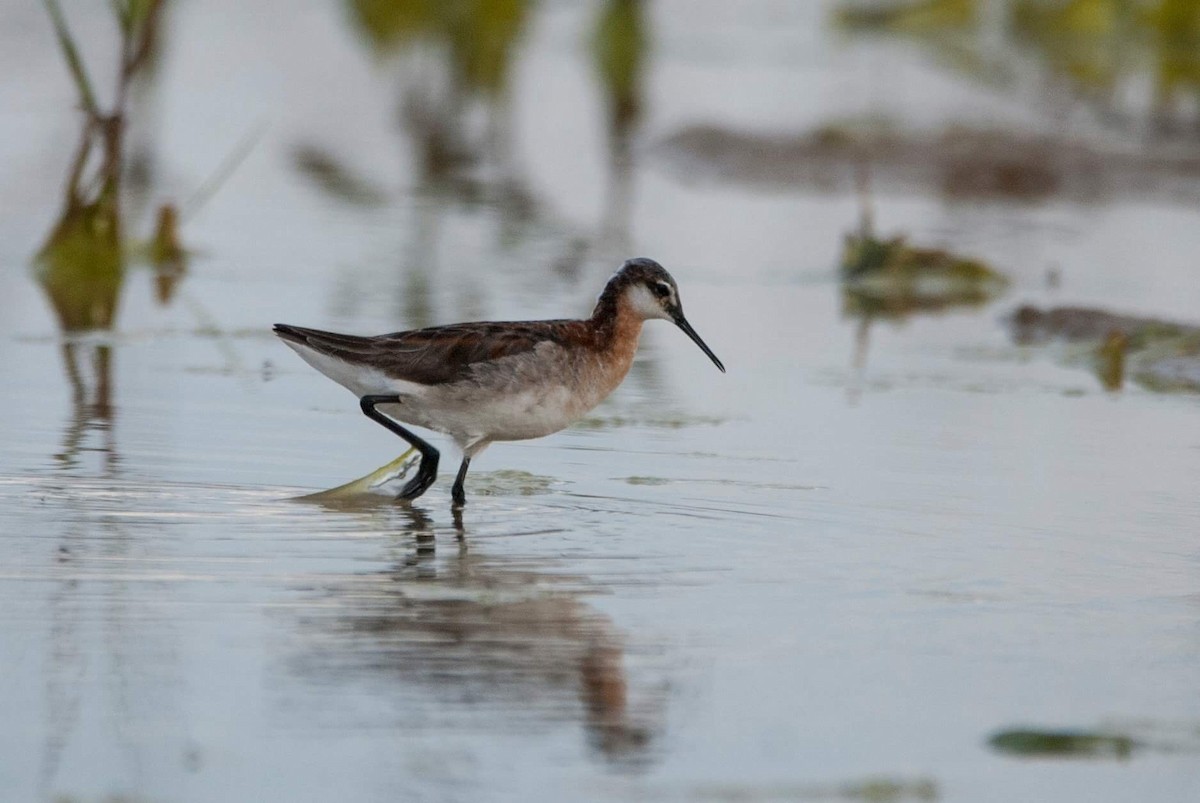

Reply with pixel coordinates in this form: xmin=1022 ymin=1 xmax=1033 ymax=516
xmin=273 ymin=321 xmax=590 ymax=386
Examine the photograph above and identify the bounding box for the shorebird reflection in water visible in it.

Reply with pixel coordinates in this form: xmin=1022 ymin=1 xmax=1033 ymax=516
xmin=274 ymin=257 xmax=725 ymax=505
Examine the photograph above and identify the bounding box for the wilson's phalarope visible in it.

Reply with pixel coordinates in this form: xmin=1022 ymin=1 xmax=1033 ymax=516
xmin=274 ymin=257 xmax=724 ymax=506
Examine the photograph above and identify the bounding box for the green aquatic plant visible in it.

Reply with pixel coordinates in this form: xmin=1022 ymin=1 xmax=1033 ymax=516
xmin=38 ymin=16 xmax=218 ymax=317
xmin=840 ymin=232 xmax=1009 ymax=318
xmin=988 ymin=728 xmax=1138 ymax=759
xmin=1012 ymin=0 xmax=1200 ymax=105
xmin=593 ymin=0 xmax=647 ymax=133
xmin=453 ymin=0 xmax=530 ymax=96
xmin=1012 ymin=0 xmax=1127 ymax=39
xmin=1011 ymin=0 xmax=1132 ymax=92
xmin=835 ymin=0 xmax=1200 ymax=128
xmin=36 ymin=0 xmax=182 ymax=329
xmin=834 ymin=0 xmax=1001 ymax=87
xmin=347 ymin=0 xmax=532 ymax=97
xmin=591 ymin=0 xmax=648 ymax=245
xmin=349 ymin=0 xmax=437 ymax=51
xmin=623 ymin=476 xmax=671 ymax=486
xmin=1010 ymin=305 xmax=1200 ymax=392
xmin=1148 ymin=0 xmax=1200 ymax=117
xmin=1094 ymin=329 xmax=1128 ymax=391
xmin=36 ymin=181 xmax=124 ymax=332
xmin=341 ymin=0 xmax=538 ymax=202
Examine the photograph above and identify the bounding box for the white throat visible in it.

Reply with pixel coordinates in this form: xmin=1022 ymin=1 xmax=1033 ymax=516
xmin=624 ymin=284 xmax=673 ymax=321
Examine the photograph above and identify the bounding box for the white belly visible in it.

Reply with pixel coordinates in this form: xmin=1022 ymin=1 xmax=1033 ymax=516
xmin=286 ymin=336 xmax=626 ymax=451
xmin=472 ymin=386 xmax=581 ymax=441
xmin=390 ymin=382 xmax=591 ymax=446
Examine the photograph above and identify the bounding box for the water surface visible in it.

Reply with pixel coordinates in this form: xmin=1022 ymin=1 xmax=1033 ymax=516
xmin=2 ymin=2 xmax=1200 ymax=801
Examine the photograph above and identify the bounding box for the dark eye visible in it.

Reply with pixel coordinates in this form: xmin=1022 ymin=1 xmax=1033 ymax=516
xmin=652 ymin=283 xmax=671 ymax=298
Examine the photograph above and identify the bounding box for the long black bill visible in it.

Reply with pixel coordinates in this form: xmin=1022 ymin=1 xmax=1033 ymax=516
xmin=674 ymin=314 xmax=726 ymax=373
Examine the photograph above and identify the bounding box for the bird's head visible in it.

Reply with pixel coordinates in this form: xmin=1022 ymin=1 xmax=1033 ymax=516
xmin=606 ymin=257 xmax=725 ymax=372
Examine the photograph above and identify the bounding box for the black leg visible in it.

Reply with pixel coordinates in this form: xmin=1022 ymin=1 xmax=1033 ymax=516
xmin=359 ymin=395 xmax=439 ymax=501
xmin=451 ymin=457 xmax=470 ymax=507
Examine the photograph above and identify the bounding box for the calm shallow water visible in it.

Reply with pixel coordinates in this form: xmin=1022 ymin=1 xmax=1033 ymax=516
xmin=2 ymin=1 xmax=1200 ymax=801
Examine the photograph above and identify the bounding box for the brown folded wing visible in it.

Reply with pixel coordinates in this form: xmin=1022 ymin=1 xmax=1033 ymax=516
xmin=273 ymin=320 xmax=591 ymax=386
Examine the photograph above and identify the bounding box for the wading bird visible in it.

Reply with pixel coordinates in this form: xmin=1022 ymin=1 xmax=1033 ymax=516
xmin=275 ymin=258 xmax=724 ymax=505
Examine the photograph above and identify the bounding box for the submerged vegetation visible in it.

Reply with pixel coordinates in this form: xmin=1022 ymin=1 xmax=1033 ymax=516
xmin=34 ymin=0 xmax=188 ymax=471
xmin=1010 ymin=305 xmax=1200 ymax=392
xmin=838 ymin=219 xmax=1008 ymax=395
xmin=988 ymin=721 xmax=1200 ymax=759
xmin=835 ymin=0 xmax=1200 ymax=133
xmin=349 ymin=0 xmax=530 ymax=96
xmin=36 ymin=0 xmax=187 ymax=333
xmin=989 ymin=728 xmax=1139 ymax=759
xmin=841 ymin=232 xmax=1008 ymax=318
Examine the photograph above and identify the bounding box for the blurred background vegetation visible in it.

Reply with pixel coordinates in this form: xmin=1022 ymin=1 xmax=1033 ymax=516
xmin=25 ymin=0 xmax=1200 ymax=399
xmin=837 ymin=0 xmax=1200 ymax=131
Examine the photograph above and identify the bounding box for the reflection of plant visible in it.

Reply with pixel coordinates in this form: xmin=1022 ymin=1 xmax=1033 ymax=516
xmin=36 ymin=0 xmax=180 ymax=475
xmin=1010 ymin=304 xmax=1200 ymax=393
xmin=349 ymin=0 xmax=435 ymax=51
xmin=839 ymin=225 xmax=1008 ymax=403
xmin=1011 ymin=0 xmax=1134 ymax=93
xmin=36 ymin=0 xmax=177 ymax=331
xmin=841 ymin=231 xmax=1008 ymax=320
xmin=348 ymin=0 xmax=531 ymax=97
xmin=835 ymin=0 xmax=1200 ymax=129
xmin=593 ymin=0 xmax=647 ymax=136
xmin=344 ymin=0 xmax=535 ymax=194
xmin=591 ymin=0 xmax=648 ymax=251
xmin=1148 ymin=0 xmax=1200 ymax=118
